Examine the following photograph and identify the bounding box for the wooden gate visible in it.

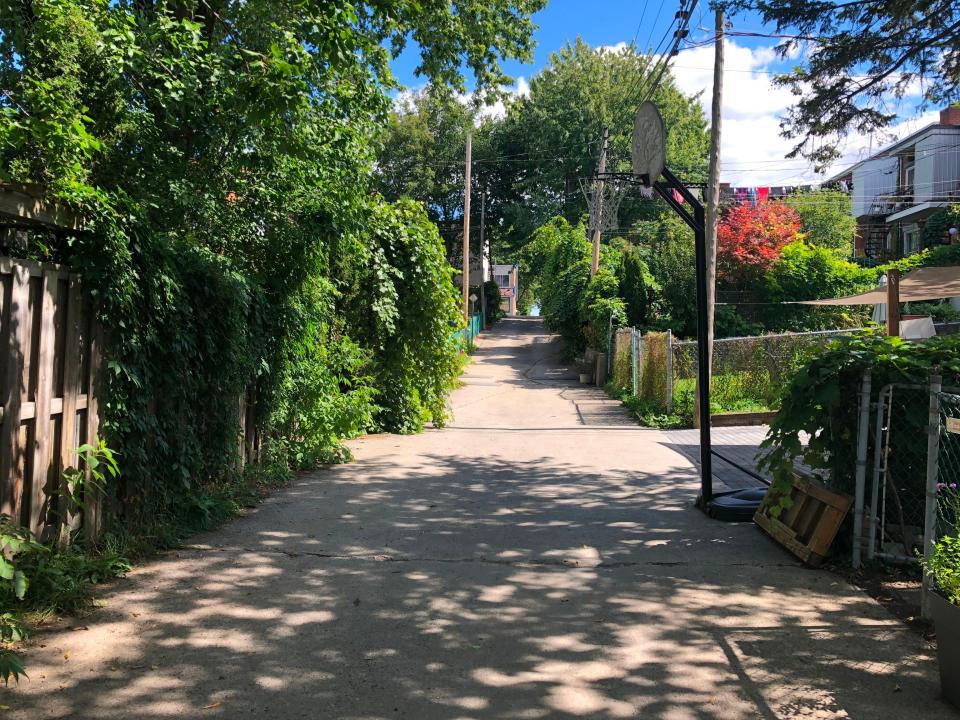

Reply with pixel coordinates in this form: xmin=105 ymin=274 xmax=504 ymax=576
xmin=0 ymin=256 xmax=102 ymax=539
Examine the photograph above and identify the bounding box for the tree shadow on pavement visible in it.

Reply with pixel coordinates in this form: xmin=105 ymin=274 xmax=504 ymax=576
xmin=6 ymin=452 xmax=952 ymax=719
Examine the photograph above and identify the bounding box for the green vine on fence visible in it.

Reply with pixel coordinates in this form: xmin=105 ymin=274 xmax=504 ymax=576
xmin=0 ymin=1 xmax=541 ymax=537
xmin=758 ymin=330 xmax=960 ymax=514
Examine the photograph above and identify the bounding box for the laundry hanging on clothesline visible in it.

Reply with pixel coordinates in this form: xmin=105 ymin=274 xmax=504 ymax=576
xmin=720 ymin=183 xmax=820 ymax=206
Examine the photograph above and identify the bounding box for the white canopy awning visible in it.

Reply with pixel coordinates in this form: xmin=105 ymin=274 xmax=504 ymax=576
xmin=795 ymin=266 xmax=960 ymax=306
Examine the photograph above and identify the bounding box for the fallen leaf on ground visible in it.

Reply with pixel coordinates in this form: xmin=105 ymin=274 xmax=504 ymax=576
xmin=63 ymin=651 xmax=71 ymax=661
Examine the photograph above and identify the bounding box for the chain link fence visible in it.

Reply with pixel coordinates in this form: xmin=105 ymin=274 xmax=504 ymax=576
xmin=672 ymin=330 xmax=855 ymax=414
xmin=607 ymin=325 xmax=852 ymax=418
xmin=934 ymin=391 xmax=960 ymax=537
xmin=849 ymin=378 xmax=960 ymax=617
xmin=866 ymin=384 xmax=932 ymax=562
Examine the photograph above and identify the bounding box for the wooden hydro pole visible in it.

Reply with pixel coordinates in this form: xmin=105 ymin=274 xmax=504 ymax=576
xmin=696 ymin=4 xmax=724 ymax=431
xmin=590 ymin=128 xmax=610 ymax=278
xmin=462 ymin=132 xmax=472 ymax=323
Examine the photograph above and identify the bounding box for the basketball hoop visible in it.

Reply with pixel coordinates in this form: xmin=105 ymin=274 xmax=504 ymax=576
xmin=579 ymin=175 xmax=628 ymax=235
xmin=632 ymin=101 xmax=666 ymax=187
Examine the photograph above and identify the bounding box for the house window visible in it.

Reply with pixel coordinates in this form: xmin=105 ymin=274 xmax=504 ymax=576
xmin=494 ymin=273 xmax=510 ymax=288
xmin=903 ymin=224 xmax=920 ymax=256
xmin=904 ymin=163 xmax=915 ymax=192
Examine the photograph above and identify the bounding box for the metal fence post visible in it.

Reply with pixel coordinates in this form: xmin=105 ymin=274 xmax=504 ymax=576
xmin=852 ymin=369 xmax=872 ymax=569
xmin=867 ymin=387 xmax=888 ymax=562
xmin=922 ymin=371 xmax=943 ymax=620
xmin=631 ymin=328 xmax=639 ymax=397
xmin=607 ymin=315 xmax=614 ymax=377
xmin=665 ymin=328 xmax=674 ymax=414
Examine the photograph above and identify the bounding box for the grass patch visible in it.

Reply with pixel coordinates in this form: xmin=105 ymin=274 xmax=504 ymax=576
xmin=607 ymin=372 xmax=779 ymax=430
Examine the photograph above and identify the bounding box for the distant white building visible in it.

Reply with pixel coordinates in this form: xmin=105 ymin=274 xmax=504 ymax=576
xmin=492 ymin=263 xmax=519 ymax=316
xmin=828 ymin=106 xmax=960 ymax=260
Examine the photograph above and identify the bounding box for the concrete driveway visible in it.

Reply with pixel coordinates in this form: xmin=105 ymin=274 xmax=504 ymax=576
xmin=5 ymin=317 xmax=955 ymax=719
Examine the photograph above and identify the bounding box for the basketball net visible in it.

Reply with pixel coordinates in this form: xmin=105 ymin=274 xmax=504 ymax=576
xmin=579 ymin=175 xmax=628 ymax=235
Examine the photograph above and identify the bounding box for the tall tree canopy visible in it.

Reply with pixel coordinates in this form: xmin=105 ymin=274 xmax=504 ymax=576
xmin=488 ymin=39 xmax=710 ymax=255
xmin=726 ymin=0 xmax=960 ymax=166
xmin=783 ymin=188 xmax=857 ymax=257
xmin=0 ymin=0 xmax=544 ymax=523
xmin=374 ymin=39 xmax=710 ymax=306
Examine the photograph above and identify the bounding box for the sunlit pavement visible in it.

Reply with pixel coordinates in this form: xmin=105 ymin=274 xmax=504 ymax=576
xmin=7 ymin=317 xmax=955 ymax=719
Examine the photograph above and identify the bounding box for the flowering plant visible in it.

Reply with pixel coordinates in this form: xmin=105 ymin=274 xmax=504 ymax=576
xmin=922 ymin=483 xmax=960 ymax=606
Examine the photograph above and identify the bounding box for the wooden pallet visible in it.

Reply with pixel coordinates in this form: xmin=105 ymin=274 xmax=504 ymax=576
xmin=753 ymin=472 xmax=853 ymax=566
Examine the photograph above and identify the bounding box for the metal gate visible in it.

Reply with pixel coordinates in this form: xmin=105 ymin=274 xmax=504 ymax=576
xmin=853 ymin=373 xmax=960 ymax=618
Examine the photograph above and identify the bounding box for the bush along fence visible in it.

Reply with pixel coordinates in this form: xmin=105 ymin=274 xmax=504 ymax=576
xmin=607 ymin=325 xmax=853 ymax=423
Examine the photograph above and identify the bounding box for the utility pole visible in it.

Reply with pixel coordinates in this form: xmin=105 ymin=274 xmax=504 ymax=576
xmin=462 ymin=132 xmax=472 ymax=323
xmin=590 ymin=127 xmax=609 ymax=278
xmin=696 ymin=5 xmax=723 ymax=429
xmin=479 ymin=189 xmax=487 ymax=327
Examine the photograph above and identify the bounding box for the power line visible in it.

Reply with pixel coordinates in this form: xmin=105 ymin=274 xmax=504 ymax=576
xmin=637 ymin=0 xmax=699 ymax=107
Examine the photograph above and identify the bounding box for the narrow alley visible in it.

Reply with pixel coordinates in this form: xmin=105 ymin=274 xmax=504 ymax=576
xmin=7 ymin=318 xmax=951 ymax=719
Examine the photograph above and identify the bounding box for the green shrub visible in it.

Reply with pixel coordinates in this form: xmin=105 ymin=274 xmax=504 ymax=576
xmin=580 ymin=268 xmax=626 ymax=351
xmin=760 ymin=331 xmax=960 ymax=511
xmin=922 ymin=534 xmax=960 ymax=606
xmin=619 ymin=243 xmax=660 ymax=328
xmin=764 ymin=241 xmax=874 ymax=331
xmin=920 ymin=204 xmax=960 ymax=249
xmin=905 ymin=301 xmax=960 ymax=322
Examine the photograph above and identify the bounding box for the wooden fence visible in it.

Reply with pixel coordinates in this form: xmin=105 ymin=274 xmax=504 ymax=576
xmin=0 ymin=256 xmax=102 ymax=540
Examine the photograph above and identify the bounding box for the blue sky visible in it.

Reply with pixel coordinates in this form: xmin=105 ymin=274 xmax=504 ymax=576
xmin=390 ymin=1 xmax=783 ymax=90
xmin=390 ymin=1 xmax=938 ymax=186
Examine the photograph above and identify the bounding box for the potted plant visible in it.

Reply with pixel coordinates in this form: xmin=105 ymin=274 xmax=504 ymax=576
xmin=924 ymin=482 xmax=960 ymax=708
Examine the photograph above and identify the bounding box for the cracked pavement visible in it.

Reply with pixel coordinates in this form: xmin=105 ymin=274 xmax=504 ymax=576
xmin=5 ymin=317 xmax=955 ymax=719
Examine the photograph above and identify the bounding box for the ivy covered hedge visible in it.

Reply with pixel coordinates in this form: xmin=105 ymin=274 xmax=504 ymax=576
xmin=759 ymin=331 xmax=960 ymax=505
xmin=0 ymin=0 xmax=539 ymax=534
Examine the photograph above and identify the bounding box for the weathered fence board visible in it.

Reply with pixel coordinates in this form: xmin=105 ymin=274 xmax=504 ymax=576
xmin=0 ymin=256 xmax=101 ymax=539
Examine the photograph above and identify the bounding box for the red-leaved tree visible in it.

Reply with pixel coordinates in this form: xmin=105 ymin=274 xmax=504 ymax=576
xmin=717 ymin=202 xmax=802 ymax=287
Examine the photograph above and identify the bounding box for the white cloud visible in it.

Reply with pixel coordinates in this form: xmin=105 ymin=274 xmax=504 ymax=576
xmin=599 ymin=42 xmax=628 ymax=54
xmin=469 ymin=76 xmax=530 ymax=123
xmin=669 ymin=39 xmax=942 ymax=186
xmin=392 ymin=77 xmax=529 ymax=124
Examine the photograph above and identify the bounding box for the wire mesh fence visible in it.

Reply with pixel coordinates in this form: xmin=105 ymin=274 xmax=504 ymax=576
xmin=868 ymin=384 xmax=932 ymax=562
xmin=607 ymin=324 xmax=853 ymax=418
xmin=934 ymin=391 xmax=960 ymax=538
xmin=672 ymin=330 xmax=855 ymax=414
xmin=857 ymin=381 xmax=960 ymax=570
xmin=610 ymin=328 xmax=635 ymax=393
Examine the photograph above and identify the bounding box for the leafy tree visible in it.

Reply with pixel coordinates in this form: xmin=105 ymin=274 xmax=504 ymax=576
xmin=618 ymin=243 xmax=660 ymax=329
xmin=634 ymin=213 xmax=699 ymax=337
xmin=921 ymin=204 xmax=960 ymax=248
xmin=374 ymin=87 xmax=482 ymax=257
xmin=717 ymin=202 xmax=802 ymax=288
xmin=518 ymin=216 xmax=567 ymax=312
xmin=724 ymin=0 xmax=960 ymax=166
xmin=487 ymin=39 xmax=710 ymax=255
xmin=784 ymin=189 xmax=857 ymax=257
xmin=0 ymin=0 xmax=543 ymax=530
xmin=539 ymin=217 xmax=593 ymax=349
xmin=764 ymin=240 xmax=875 ymax=330
xmin=580 ymin=267 xmax=627 ymax=351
